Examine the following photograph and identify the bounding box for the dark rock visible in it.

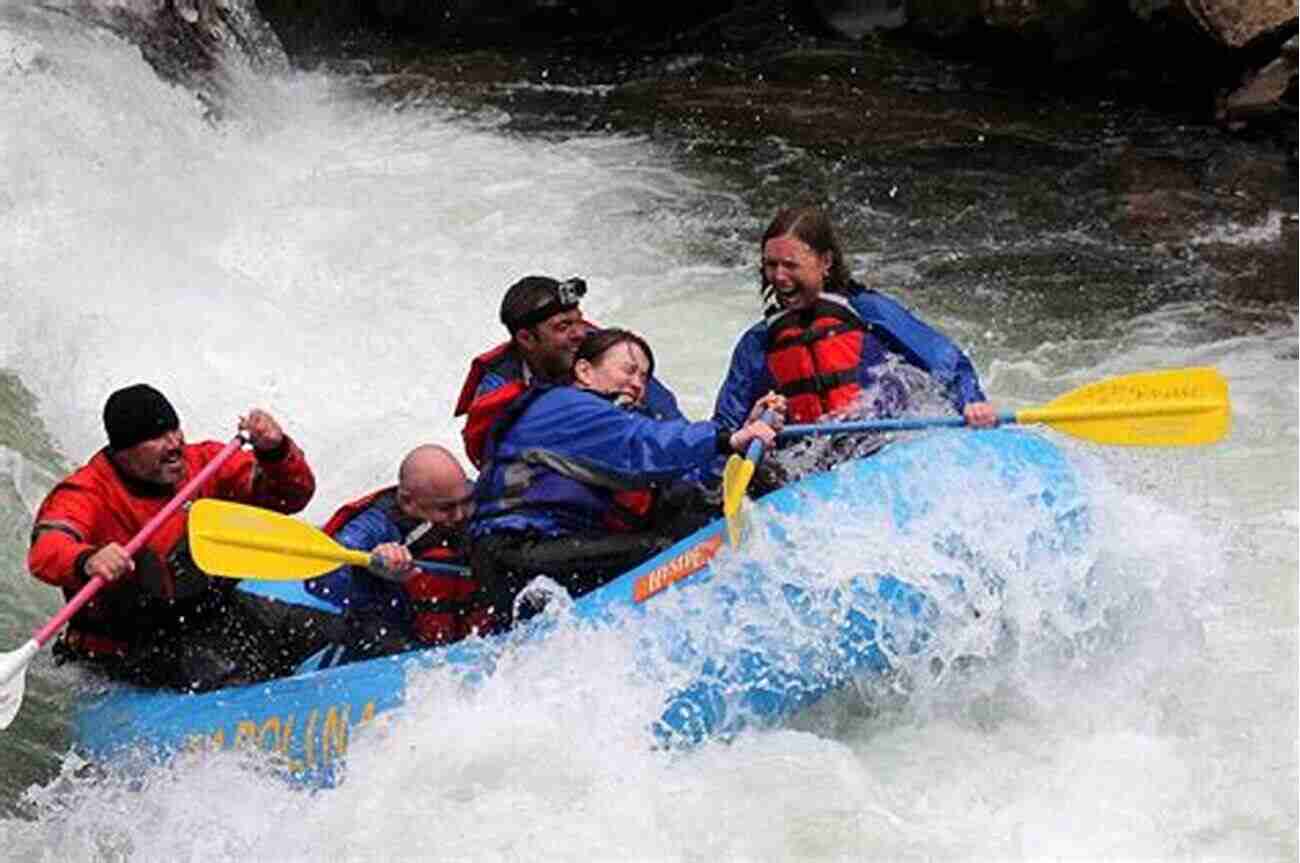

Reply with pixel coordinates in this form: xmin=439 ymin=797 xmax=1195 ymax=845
xmin=1183 ymin=0 xmax=1295 ymax=47
xmin=812 ymin=0 xmax=908 ymax=38
xmin=809 ymin=0 xmax=1297 ymax=138
xmin=1219 ymin=35 xmax=1297 ymax=125
xmin=80 ymin=0 xmax=288 ymax=119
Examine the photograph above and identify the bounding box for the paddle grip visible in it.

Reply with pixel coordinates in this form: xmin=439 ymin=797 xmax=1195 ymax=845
xmin=366 ymin=557 xmax=472 ymax=582
xmin=778 ymin=414 xmax=1018 ymax=440
xmin=745 ymin=409 xmax=779 ymax=462
xmin=412 ymin=560 xmax=474 ymax=577
xmin=32 ymin=435 xmax=246 ymax=646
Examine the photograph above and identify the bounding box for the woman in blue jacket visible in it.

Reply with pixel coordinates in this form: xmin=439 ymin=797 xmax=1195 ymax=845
xmin=713 ymin=206 xmax=998 ymax=433
xmin=471 ymin=328 xmax=781 ymax=623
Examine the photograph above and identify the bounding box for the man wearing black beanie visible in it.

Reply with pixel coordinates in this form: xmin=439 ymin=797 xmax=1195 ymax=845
xmin=27 ymin=383 xmax=336 ymax=692
xmin=103 ymin=382 xmax=180 ymax=447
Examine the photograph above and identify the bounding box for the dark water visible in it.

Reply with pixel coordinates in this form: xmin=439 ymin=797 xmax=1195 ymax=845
xmin=338 ymin=30 xmax=1297 ymax=327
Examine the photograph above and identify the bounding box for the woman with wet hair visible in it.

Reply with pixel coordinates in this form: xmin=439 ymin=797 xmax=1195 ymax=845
xmin=470 ymin=327 xmax=782 ymax=624
xmin=713 ymin=206 xmax=996 ymax=434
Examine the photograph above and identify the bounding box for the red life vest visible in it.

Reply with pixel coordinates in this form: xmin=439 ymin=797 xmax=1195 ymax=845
xmin=403 ymin=561 xmax=493 ymax=645
xmin=764 ymin=294 xmax=870 ymax=423
xmin=604 ymin=488 xmax=655 ymax=533
xmin=455 ymin=317 xmax=600 ymax=469
xmin=321 ymin=486 xmax=395 ymax=536
xmin=454 ymin=342 xmax=527 ymax=469
xmin=323 ymin=488 xmax=492 ymax=646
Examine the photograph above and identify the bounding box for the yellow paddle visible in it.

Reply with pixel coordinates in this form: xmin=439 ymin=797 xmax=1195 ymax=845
xmin=188 ymin=499 xmax=471 ymax=581
xmin=725 ymin=367 xmax=1230 ymax=547
xmin=722 ymin=453 xmax=755 ymax=547
xmin=723 ymin=411 xmax=777 ymax=547
xmin=777 ymin=367 xmax=1230 ymax=447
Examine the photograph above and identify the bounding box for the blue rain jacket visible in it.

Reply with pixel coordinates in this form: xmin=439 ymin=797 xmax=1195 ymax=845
xmin=304 ymin=500 xmax=410 ymax=623
xmin=471 ymin=386 xmax=722 ymax=539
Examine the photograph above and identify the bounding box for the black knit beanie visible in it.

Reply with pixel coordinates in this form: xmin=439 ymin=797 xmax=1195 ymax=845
xmin=103 ymin=384 xmax=180 ymax=451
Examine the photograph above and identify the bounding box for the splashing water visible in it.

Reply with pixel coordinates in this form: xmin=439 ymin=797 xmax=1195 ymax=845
xmin=0 ymin=3 xmax=1294 ymax=860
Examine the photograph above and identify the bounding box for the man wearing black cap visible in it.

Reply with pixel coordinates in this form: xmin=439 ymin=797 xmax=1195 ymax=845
xmin=27 ymin=384 xmax=331 ymax=691
xmin=453 ymin=275 xmax=684 ymax=468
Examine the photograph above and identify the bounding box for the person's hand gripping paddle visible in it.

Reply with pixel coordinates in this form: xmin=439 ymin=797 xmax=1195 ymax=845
xmin=1 ymin=436 xmax=246 ymax=730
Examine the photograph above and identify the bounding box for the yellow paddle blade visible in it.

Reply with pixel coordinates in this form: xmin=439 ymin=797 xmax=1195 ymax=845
xmin=722 ymin=453 xmax=756 ymax=547
xmin=1018 ymin=367 xmax=1230 ymax=447
xmin=189 ymin=499 xmax=370 ymax=581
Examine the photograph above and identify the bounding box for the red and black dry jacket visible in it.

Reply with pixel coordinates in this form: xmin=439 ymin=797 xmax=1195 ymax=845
xmin=27 ymin=438 xmax=315 ymax=643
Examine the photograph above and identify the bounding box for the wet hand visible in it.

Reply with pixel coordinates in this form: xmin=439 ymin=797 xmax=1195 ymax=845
xmin=964 ymin=401 xmax=998 ymax=428
xmin=729 ymin=420 xmax=778 ymax=454
xmin=84 ymin=543 xmax=134 ymax=583
xmin=239 ymin=409 xmax=285 ymax=452
xmin=368 ymin=542 xmax=414 ymax=580
xmin=748 ymin=391 xmax=787 ymax=430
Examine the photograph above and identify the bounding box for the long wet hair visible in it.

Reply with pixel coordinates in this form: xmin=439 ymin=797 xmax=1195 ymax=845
xmin=572 ymin=327 xmax=656 ymax=379
xmin=759 ymin=206 xmax=853 ymax=309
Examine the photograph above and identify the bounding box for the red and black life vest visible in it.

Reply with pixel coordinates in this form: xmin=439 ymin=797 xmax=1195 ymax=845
xmin=455 ymin=315 xmax=602 ymax=469
xmin=454 ymin=342 xmax=527 ymax=470
xmin=323 ymin=488 xmax=492 ymax=646
xmin=765 ymin=294 xmax=872 ymax=423
xmin=604 ymin=489 xmax=655 ymax=533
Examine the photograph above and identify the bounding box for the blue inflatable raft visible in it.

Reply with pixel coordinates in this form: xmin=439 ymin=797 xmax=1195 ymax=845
xmin=73 ymin=429 xmax=1087 ymax=786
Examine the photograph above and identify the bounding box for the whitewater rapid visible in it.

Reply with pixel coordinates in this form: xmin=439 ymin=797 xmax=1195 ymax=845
xmin=1 ymin=5 xmax=1295 ymax=861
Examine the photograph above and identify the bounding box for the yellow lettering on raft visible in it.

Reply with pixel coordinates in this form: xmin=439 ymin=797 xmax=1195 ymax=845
xmin=320 ymin=705 xmax=350 ymax=762
xmin=278 ymin=714 xmax=296 ymax=757
xmin=303 ymin=709 xmax=318 ymax=768
xmin=258 ymin=716 xmax=281 ymax=751
xmin=182 ymin=727 xmax=223 ymax=754
xmin=183 ymin=700 xmax=380 ymax=773
xmin=234 ymin=720 xmax=258 ymax=749
xmin=280 ymin=714 xmax=305 ymax=773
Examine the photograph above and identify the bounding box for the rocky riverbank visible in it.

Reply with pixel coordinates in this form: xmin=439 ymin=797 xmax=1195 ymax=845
xmin=251 ymin=0 xmax=1297 ymax=135
xmin=45 ymin=0 xmax=1297 ymax=306
xmin=335 ymin=13 xmax=1296 ymax=307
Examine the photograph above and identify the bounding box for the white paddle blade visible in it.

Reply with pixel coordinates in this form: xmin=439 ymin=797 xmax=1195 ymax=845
xmin=0 ymin=639 xmax=40 ymax=730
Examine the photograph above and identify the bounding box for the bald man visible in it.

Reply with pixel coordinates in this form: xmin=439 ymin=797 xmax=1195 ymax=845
xmin=306 ymin=445 xmax=492 ymax=659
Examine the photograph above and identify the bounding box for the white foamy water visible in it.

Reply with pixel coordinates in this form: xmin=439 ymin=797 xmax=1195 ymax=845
xmin=0 ymin=5 xmax=1295 ymax=860
xmin=0 ymin=4 xmax=741 ymax=514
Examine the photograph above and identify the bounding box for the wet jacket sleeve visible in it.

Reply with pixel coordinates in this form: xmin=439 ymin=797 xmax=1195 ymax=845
xmin=852 ymin=290 xmax=986 ymax=410
xmin=333 ymin=506 xmax=401 ymax=553
xmin=643 ymin=376 xmax=685 ymax=422
xmin=305 ymin=507 xmax=399 ymax=609
xmin=527 ymin=390 xmax=723 ymax=487
xmin=27 ymin=482 xmax=104 ymax=591
xmin=712 ymin=324 xmax=775 ymax=430
xmin=210 ymin=437 xmax=316 ymax=514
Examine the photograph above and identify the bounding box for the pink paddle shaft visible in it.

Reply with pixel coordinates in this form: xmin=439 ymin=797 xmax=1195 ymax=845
xmin=31 ymin=435 xmax=245 ymax=646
